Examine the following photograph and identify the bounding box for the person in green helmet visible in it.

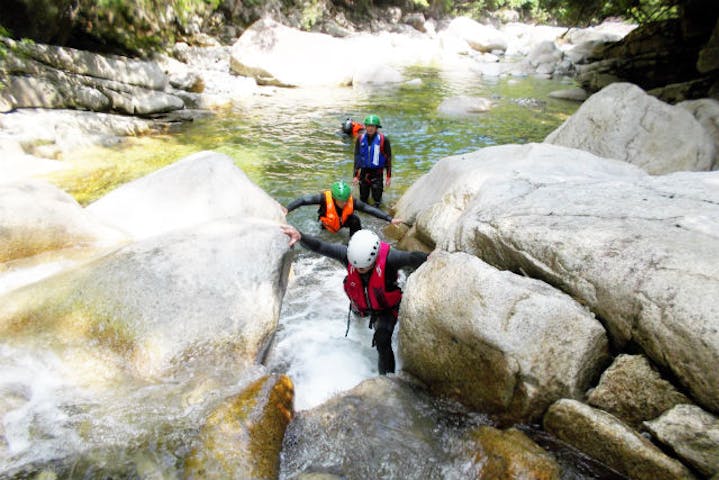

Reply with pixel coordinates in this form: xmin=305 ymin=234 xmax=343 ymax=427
xmin=284 ymin=180 xmax=403 ymax=236
xmin=353 ymin=114 xmax=392 ymax=208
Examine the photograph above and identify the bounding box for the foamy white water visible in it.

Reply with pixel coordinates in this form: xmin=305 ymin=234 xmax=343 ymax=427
xmin=266 ymin=253 xmax=402 ymax=411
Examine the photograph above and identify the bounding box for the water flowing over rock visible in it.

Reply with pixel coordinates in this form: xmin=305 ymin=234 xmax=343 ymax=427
xmin=644 ymin=404 xmax=719 ymax=477
xmin=393 ymin=143 xmax=719 ymax=414
xmin=87 ymin=150 xmax=285 ymax=240
xmin=0 ymin=153 xmax=294 ymax=476
xmin=0 ymin=217 xmax=291 ymax=378
xmin=400 ymin=251 xmax=608 ymax=423
xmin=280 ymin=375 xmax=562 ymax=479
xmin=544 ymin=399 xmax=697 ymax=480
xmin=545 ymin=83 xmax=716 ymax=174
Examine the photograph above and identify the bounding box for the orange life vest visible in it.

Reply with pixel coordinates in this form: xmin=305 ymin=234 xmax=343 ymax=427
xmin=352 ymin=121 xmax=365 ymax=137
xmin=319 ymin=190 xmax=354 ymax=233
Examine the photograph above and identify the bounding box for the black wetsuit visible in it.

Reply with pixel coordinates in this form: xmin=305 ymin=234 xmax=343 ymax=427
xmin=286 ymin=193 xmax=393 ymax=236
xmin=354 ymin=133 xmax=392 ymax=206
xmin=298 ymin=232 xmax=428 ymax=375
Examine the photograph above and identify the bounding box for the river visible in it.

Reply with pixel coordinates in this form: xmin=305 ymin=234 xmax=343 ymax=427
xmin=2 ymin=68 xmax=631 ymax=478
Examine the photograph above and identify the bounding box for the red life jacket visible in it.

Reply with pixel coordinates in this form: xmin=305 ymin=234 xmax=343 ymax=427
xmin=319 ymin=190 xmax=354 ymax=233
xmin=343 ymin=242 xmax=402 ymax=317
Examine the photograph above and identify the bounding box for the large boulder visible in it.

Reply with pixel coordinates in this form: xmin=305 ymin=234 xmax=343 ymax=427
xmin=0 ymin=180 xmax=125 ymax=264
xmin=280 ymin=376 xmax=562 ymax=479
xmin=230 ymin=18 xmax=353 ymax=87
xmin=0 ymin=217 xmax=292 ymax=378
xmin=444 ymin=17 xmax=508 ymax=53
xmin=87 ymin=151 xmax=285 ymax=240
xmin=394 ymin=143 xmax=719 ymax=414
xmin=400 ymin=251 xmax=608 ymax=423
xmin=545 ymin=83 xmax=716 ymax=174
xmin=544 ymin=399 xmax=697 ymax=480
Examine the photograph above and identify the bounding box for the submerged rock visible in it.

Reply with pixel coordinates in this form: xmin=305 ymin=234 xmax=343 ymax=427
xmin=280 ymin=375 xmax=562 ymax=479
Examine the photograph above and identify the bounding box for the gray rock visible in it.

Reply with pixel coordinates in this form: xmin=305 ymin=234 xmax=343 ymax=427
xmin=644 ymin=404 xmax=719 ymax=477
xmin=2 ymin=38 xmax=167 ymax=90
xmin=401 ymin=251 xmax=609 ymax=422
xmin=0 ymin=216 xmax=290 ymax=378
xmin=545 ymin=399 xmax=697 ymax=480
xmin=394 ymin=143 xmax=719 ymax=413
xmin=587 ymin=354 xmax=691 ymax=429
xmin=281 ymin=376 xmax=560 ymax=479
xmin=445 ymin=17 xmax=508 ymax=53
xmin=88 ymin=151 xmax=285 ymax=240
xmin=677 ymin=98 xmax=719 ymax=169
xmin=545 ymin=82 xmax=716 ymax=174
xmin=230 ymin=18 xmax=353 ymax=87
xmin=0 ymin=180 xmax=126 ymax=264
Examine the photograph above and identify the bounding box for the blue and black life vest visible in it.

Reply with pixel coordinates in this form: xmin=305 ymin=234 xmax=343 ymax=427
xmin=357 ymin=133 xmax=387 ymax=169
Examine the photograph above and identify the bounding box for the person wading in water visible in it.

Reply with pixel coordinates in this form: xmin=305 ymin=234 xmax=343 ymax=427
xmin=282 ymin=225 xmax=428 ymax=375
xmin=285 ymin=180 xmax=403 ymax=237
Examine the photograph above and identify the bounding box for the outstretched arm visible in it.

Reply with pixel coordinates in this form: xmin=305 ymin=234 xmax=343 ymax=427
xmin=281 ymin=225 xmax=348 ymax=266
xmin=285 ymin=193 xmax=324 ymax=213
xmin=386 ymin=248 xmax=428 ymax=270
xmin=384 ymin=137 xmax=392 ymax=187
xmin=353 ymin=198 xmax=392 ymax=222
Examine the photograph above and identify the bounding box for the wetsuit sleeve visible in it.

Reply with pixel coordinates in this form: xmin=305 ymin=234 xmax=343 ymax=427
xmin=299 ymin=232 xmax=349 ymax=267
xmin=354 ymin=138 xmax=361 ymax=178
xmin=386 ymin=248 xmax=428 ymax=270
xmin=354 ymin=198 xmax=392 ymax=221
xmin=383 ymin=136 xmax=392 ymax=178
xmin=286 ymin=193 xmax=324 ymax=213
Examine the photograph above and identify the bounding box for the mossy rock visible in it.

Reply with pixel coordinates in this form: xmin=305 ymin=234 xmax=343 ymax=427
xmin=469 ymin=426 xmax=561 ymax=479
xmin=185 ymin=374 xmax=294 ymax=479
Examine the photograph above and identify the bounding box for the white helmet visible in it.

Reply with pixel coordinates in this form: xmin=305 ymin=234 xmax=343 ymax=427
xmin=347 ymin=229 xmax=380 ymax=269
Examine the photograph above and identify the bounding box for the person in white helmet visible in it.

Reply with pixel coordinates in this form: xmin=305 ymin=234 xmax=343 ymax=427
xmin=281 ymin=225 xmax=428 ymax=375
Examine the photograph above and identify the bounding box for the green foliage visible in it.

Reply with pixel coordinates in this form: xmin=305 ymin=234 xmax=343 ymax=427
xmin=538 ymin=0 xmax=680 ymax=25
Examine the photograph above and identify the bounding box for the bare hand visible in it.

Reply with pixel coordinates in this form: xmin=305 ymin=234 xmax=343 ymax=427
xmin=352 ymin=176 xmax=359 ymax=185
xmin=281 ymin=225 xmax=301 ymax=247
xmin=385 ymin=176 xmax=391 ymax=188
xmin=390 ymin=218 xmax=403 ymax=226
xmin=281 ymin=205 xmax=288 ymax=216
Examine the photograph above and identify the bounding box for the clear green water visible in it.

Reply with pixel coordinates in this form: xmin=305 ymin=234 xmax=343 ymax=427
xmin=50 ymin=69 xmax=579 ymax=216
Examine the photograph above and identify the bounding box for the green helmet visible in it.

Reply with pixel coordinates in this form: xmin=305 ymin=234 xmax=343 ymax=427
xmin=364 ymin=114 xmax=382 ymax=127
xmin=331 ymin=180 xmax=351 ymax=201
